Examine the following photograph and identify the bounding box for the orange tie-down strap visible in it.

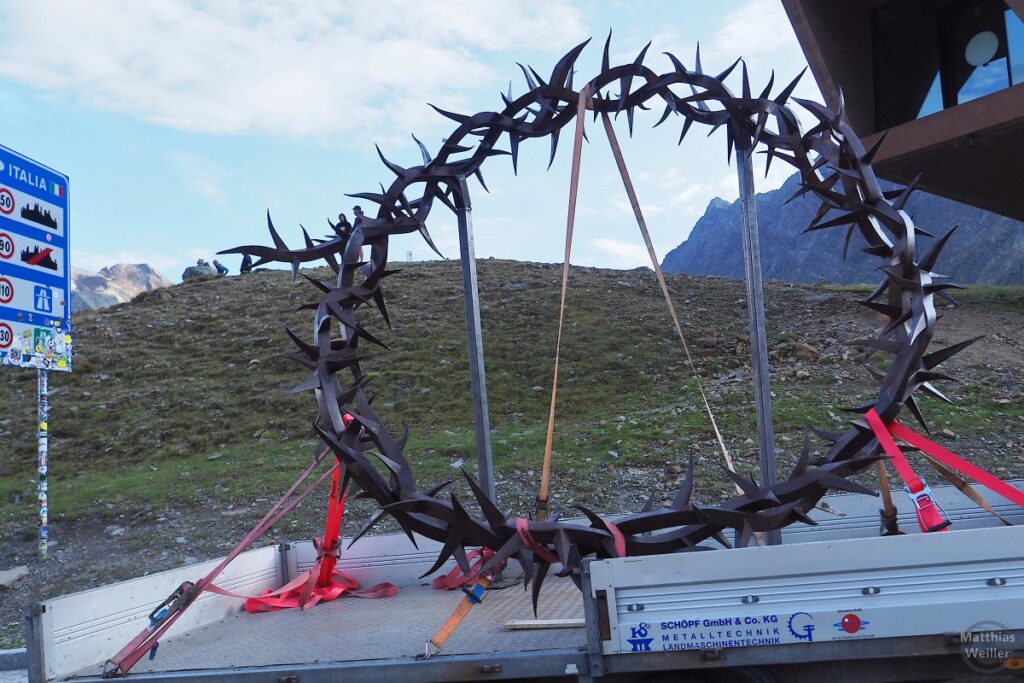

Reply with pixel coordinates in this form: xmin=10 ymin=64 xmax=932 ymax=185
xmin=420 ymin=517 xmax=626 ymax=659
xmin=419 ymin=567 xmax=502 ymax=659
xmin=537 ymin=83 xmax=593 ymax=521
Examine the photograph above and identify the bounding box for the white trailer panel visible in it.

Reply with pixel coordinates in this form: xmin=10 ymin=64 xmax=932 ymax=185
xmin=30 ymin=546 xmax=281 ymax=682
xmin=590 ymin=525 xmax=1024 ymax=657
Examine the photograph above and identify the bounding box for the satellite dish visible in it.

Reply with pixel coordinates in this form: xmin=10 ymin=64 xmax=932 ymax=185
xmin=965 ymin=31 xmax=999 ymax=67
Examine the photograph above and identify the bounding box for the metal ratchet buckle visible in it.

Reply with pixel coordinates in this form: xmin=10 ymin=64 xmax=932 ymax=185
xmin=878 ymin=506 xmax=903 ymax=536
xmin=102 ymin=660 xmax=124 ymax=678
xmin=148 ymin=581 xmax=197 ymax=627
xmin=904 ymin=482 xmax=951 ymax=532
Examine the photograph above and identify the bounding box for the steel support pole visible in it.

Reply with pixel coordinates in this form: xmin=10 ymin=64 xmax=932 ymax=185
xmin=735 ymin=143 xmax=781 ymax=546
xmin=38 ymin=368 xmax=49 ymax=559
xmin=453 ymin=177 xmax=496 ymax=502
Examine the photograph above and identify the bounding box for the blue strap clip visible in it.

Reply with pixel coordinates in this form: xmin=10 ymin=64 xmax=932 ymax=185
xmin=463 ymin=581 xmax=488 ymax=605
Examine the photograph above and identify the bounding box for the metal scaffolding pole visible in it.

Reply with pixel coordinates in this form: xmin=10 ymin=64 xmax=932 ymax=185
xmin=453 ymin=176 xmax=496 ymax=502
xmin=735 ymin=141 xmax=781 ymax=546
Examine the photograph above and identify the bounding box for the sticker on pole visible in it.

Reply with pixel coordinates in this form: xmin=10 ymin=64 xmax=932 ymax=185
xmin=0 ymin=321 xmax=71 ymax=370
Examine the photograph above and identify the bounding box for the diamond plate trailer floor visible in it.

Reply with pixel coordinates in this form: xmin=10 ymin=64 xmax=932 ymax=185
xmin=70 ymin=577 xmax=587 ymax=683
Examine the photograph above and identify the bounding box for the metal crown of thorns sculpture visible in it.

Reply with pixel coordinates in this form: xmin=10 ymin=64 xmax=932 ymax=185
xmin=222 ymin=37 xmax=979 ymax=609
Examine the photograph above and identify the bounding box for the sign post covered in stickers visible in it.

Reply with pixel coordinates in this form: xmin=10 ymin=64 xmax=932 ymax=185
xmin=0 ymin=143 xmax=71 ymax=560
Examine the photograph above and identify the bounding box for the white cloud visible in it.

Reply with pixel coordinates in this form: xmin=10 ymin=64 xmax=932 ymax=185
xmin=710 ymin=0 xmax=798 ymax=61
xmin=186 ymin=247 xmax=218 ymax=262
xmin=590 ymin=237 xmax=649 ymax=269
xmin=172 ymin=153 xmax=225 ymax=203
xmin=0 ymin=0 xmax=587 ymax=141
xmin=610 ymin=195 xmax=666 ymax=218
xmin=668 ymin=183 xmax=711 ymax=208
xmin=705 ymin=0 xmax=824 ymax=132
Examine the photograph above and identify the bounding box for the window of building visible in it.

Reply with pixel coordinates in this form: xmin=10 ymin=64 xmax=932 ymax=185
xmin=941 ymin=1 xmax=1011 ymax=105
xmin=874 ymin=0 xmax=1023 ymax=129
xmin=1007 ymin=9 xmax=1024 ymax=84
xmin=917 ymin=73 xmax=944 ymax=119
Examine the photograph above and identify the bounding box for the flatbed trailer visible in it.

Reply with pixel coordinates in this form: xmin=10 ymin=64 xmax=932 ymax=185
xmin=20 ymin=481 xmax=1024 ymax=683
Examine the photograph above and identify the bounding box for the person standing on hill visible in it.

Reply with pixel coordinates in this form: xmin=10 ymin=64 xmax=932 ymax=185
xmin=351 ymin=205 xmax=370 ymax=275
xmin=328 ymin=212 xmax=351 ymax=239
xmin=240 ymin=253 xmax=253 ymax=274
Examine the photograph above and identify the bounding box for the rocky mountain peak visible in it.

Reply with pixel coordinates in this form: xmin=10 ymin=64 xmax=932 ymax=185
xmin=71 ymin=263 xmax=172 ymax=313
xmin=708 ymin=197 xmax=731 ymax=211
xmin=662 ymin=172 xmax=1024 ymax=285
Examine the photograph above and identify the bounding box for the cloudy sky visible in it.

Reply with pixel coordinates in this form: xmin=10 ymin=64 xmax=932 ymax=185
xmin=0 ymin=0 xmax=821 ymax=280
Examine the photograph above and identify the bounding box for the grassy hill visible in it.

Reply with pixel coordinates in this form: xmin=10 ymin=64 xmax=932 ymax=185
xmin=0 ymin=260 xmax=1022 ymax=647
xmin=2 ymin=259 xmax=1021 ymax=523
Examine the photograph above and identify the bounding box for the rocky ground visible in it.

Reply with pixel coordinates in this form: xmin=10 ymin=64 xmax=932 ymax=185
xmin=1 ymin=261 xmax=1022 ymax=649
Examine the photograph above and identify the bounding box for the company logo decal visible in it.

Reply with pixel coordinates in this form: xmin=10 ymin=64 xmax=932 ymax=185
xmin=835 ymin=613 xmax=870 ymax=634
xmin=787 ymin=612 xmax=815 ymax=641
xmin=627 ymin=623 xmax=654 ymax=652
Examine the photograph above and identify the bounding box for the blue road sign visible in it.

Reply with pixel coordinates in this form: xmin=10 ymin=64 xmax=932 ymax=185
xmin=0 ymin=144 xmax=72 ymax=371
xmin=34 ymin=285 xmax=52 ymax=313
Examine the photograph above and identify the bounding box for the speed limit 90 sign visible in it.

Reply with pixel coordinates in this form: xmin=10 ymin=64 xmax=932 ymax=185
xmin=0 ymin=232 xmax=13 ymax=259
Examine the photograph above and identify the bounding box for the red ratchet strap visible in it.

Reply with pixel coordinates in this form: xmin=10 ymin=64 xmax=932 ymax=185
xmin=604 ymin=520 xmax=627 ymax=558
xmin=515 ymin=518 xmax=560 ymax=564
xmin=105 ymin=450 xmax=338 ymax=676
xmin=244 ymin=412 xmax=394 ymax=610
xmin=866 ymin=408 xmax=1024 ymax=533
xmin=107 ymin=415 xmax=397 ymax=677
xmin=432 ymin=549 xmax=495 ymax=590
xmin=888 ymin=420 xmax=1024 ymax=509
xmin=515 ymin=517 xmax=625 ymax=560
xmin=865 ymin=409 xmax=950 ymax=533
xmin=243 ymin=459 xmax=397 ymax=612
